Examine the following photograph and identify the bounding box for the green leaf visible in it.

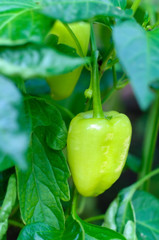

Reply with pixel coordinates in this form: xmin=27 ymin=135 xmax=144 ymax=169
xmin=0 ymin=155 xmax=14 ymax=172
xmin=132 ymin=190 xmax=159 ymax=240
xmin=112 ymin=0 xmax=127 ymax=9
xmin=18 ymin=216 xmax=83 ymax=240
xmin=0 ymin=9 xmax=53 ymax=46
xmin=0 ymin=0 xmax=37 ymax=12
xmin=113 ymin=20 xmax=159 ymax=110
xmin=25 ymin=97 xmax=67 ymax=150
xmin=0 ymin=75 xmax=29 ymax=170
xmin=0 ymin=174 xmax=16 ymax=239
xmin=0 ymin=171 xmax=14 ymax=204
xmin=103 ymin=198 xmax=119 ymax=231
xmin=0 ymin=44 xmax=90 ymax=80
xmin=106 ymin=170 xmax=159 ymax=238
xmin=62 ymin=216 xmax=84 ymax=240
xmin=81 ymin=221 xmax=126 ymax=240
xmin=17 ymin=131 xmax=70 ymax=230
xmin=123 ymin=221 xmax=137 ymax=240
xmin=40 ymin=0 xmax=132 ymax=23
xmin=17 ymin=222 xmax=62 ymax=240
xmin=116 ymin=187 xmax=136 ymax=233
xmin=17 ymin=96 xmax=70 ymax=230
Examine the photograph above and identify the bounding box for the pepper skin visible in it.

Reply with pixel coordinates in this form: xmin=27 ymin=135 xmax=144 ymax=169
xmin=67 ymin=111 xmax=132 ymax=197
xmin=46 ymin=21 xmax=90 ymax=100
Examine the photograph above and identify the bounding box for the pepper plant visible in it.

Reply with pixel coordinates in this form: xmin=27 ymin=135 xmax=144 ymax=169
xmin=0 ymin=0 xmax=159 ymax=240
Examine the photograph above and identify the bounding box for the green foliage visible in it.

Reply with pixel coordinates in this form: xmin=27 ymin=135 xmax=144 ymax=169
xmin=0 ymin=45 xmax=90 ymax=80
xmin=113 ymin=19 xmax=159 ymax=110
xmin=17 ymin=97 xmax=70 ymax=229
xmin=0 ymin=76 xmax=29 ymax=170
xmin=40 ymin=0 xmax=131 ymax=22
xmin=62 ymin=216 xmax=83 ymax=240
xmin=17 ymin=223 xmax=61 ymax=240
xmin=82 ymin=220 xmax=126 ymax=240
xmin=0 ymin=0 xmax=53 ymax=46
xmin=0 ymin=174 xmax=16 ymax=239
xmin=0 ymin=0 xmax=159 ymax=239
xmin=103 ymin=170 xmax=159 ymax=240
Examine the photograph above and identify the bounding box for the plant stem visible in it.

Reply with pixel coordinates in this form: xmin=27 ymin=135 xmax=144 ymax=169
xmin=139 ymin=95 xmax=159 ymax=191
xmin=71 ymin=189 xmax=78 ymax=219
xmin=135 ymin=168 xmax=159 ymax=190
xmin=85 ymin=214 xmax=105 ymax=223
xmin=112 ymin=65 xmax=117 ymax=88
xmin=105 ymin=58 xmax=119 ymax=71
xmin=131 ymin=0 xmax=142 ymax=14
xmin=91 ymin=23 xmax=104 ymax=119
xmin=8 ymin=219 xmax=24 ymax=229
xmin=99 ymin=44 xmax=114 ymax=78
xmin=101 ymin=74 xmax=129 ymax=104
xmin=71 ymin=190 xmax=85 ymax=238
xmin=147 ymin=5 xmax=156 ymax=26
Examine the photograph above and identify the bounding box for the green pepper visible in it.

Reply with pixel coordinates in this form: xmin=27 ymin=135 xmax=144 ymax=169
xmin=46 ymin=21 xmax=90 ymax=100
xmin=67 ymin=110 xmax=132 ymax=197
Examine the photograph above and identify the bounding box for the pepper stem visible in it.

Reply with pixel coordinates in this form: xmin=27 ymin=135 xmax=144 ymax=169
xmin=91 ymin=23 xmax=104 ymax=119
xmin=139 ymin=94 xmax=159 ymax=191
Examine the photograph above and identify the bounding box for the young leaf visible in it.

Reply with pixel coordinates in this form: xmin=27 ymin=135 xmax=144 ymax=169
xmin=0 ymin=174 xmax=16 ymax=239
xmin=0 ymin=44 xmax=90 ymax=80
xmin=113 ymin=20 xmax=159 ymax=110
xmin=40 ymin=0 xmax=131 ymax=23
xmin=132 ymin=190 xmax=159 ymax=240
xmin=0 ymin=75 xmax=29 ymax=170
xmin=17 ymin=222 xmax=62 ymax=240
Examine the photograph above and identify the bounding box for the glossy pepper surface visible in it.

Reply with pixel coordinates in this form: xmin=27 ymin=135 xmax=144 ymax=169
xmin=46 ymin=21 xmax=90 ymax=100
xmin=67 ymin=111 xmax=132 ymax=197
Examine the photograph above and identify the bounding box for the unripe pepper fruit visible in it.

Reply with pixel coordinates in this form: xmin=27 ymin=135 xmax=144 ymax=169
xmin=46 ymin=21 xmax=90 ymax=100
xmin=67 ymin=111 xmax=132 ymax=197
